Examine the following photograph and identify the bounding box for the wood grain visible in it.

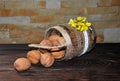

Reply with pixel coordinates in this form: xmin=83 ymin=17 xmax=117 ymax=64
xmin=0 ymin=43 xmax=120 ymax=81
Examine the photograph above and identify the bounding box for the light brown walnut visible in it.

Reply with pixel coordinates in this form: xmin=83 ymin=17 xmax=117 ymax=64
xmin=51 ymin=50 xmax=65 ymax=59
xmin=49 ymin=34 xmax=60 ymax=46
xmin=40 ymin=52 xmax=55 ymax=67
xmin=27 ymin=50 xmax=41 ymax=64
xmin=40 ymin=39 xmax=52 ymax=46
xmin=14 ymin=57 xmax=31 ymax=72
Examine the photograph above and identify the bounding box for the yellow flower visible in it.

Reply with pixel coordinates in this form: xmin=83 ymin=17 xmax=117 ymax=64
xmin=78 ymin=22 xmax=84 ymax=26
xmin=77 ymin=17 xmax=82 ymax=21
xmin=76 ymin=25 xmax=81 ymax=30
xmin=68 ymin=19 xmax=76 ymax=27
xmin=68 ymin=19 xmax=73 ymax=24
xmin=68 ymin=16 xmax=91 ymax=31
xmin=81 ymin=26 xmax=88 ymax=31
xmin=71 ymin=23 xmax=77 ymax=27
xmin=82 ymin=17 xmax=86 ymax=22
xmin=86 ymin=22 xmax=91 ymax=26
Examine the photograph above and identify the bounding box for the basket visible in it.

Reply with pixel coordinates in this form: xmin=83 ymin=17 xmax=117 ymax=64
xmin=44 ymin=24 xmax=96 ymax=60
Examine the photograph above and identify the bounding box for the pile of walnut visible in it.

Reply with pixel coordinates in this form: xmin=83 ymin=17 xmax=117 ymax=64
xmin=14 ymin=34 xmax=66 ymax=72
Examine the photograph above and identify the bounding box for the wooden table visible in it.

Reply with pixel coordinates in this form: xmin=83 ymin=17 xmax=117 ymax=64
xmin=0 ymin=43 xmax=120 ymax=81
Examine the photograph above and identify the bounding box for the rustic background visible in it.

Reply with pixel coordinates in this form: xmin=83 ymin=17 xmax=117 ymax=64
xmin=0 ymin=0 xmax=120 ymax=44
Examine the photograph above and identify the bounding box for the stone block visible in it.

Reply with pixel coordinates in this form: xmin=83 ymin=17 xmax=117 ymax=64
xmin=11 ymin=38 xmax=25 ymax=44
xmin=104 ymin=28 xmax=120 ymax=42
xmin=85 ymin=7 xmax=118 ymax=15
xmin=53 ymin=15 xmax=67 ymax=24
xmin=5 ymin=1 xmax=38 ymax=9
xmin=0 ymin=24 xmax=8 ymax=31
xmin=111 ymin=0 xmax=120 ymax=6
xmin=55 ymin=9 xmax=84 ymax=15
xmin=38 ymin=9 xmax=84 ymax=16
xmin=25 ymin=31 xmax=44 ymax=43
xmin=0 ymin=1 xmax=4 ymax=9
xmin=8 ymin=25 xmax=34 ymax=37
xmin=0 ymin=24 xmax=9 ymax=39
xmin=46 ymin=0 xmax=61 ymax=9
xmin=87 ymin=14 xmax=120 ymax=22
xmin=9 ymin=27 xmax=31 ymax=38
xmin=30 ymin=16 xmax=53 ymax=23
xmin=61 ymin=1 xmax=72 ymax=8
xmin=11 ymin=9 xmax=39 ymax=16
xmin=0 ymin=30 xmax=9 ymax=39
xmin=67 ymin=0 xmax=98 ymax=8
xmin=92 ymin=21 xmax=120 ymax=29
xmin=98 ymin=0 xmax=112 ymax=7
xmin=0 ymin=16 xmax=30 ymax=24
xmin=39 ymin=1 xmax=46 ymax=8
xmin=0 ymin=9 xmax=11 ymax=16
xmin=0 ymin=38 xmax=25 ymax=44
xmin=8 ymin=24 xmax=44 ymax=43
xmin=0 ymin=39 xmax=12 ymax=44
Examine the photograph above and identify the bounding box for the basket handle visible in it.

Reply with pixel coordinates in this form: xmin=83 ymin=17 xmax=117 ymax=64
xmin=28 ymin=43 xmax=67 ymax=51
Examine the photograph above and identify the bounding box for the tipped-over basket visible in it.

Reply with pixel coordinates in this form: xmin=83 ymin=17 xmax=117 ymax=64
xmin=29 ymin=24 xmax=96 ymax=60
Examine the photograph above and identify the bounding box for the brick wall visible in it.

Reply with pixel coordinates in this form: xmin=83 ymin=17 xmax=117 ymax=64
xmin=0 ymin=0 xmax=120 ymax=44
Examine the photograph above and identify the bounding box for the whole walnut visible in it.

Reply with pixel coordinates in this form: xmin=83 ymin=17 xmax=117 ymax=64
xmin=27 ymin=50 xmax=41 ymax=64
xmin=49 ymin=34 xmax=60 ymax=46
xmin=51 ymin=50 xmax=65 ymax=59
xmin=40 ymin=39 xmax=52 ymax=46
xmin=40 ymin=52 xmax=55 ymax=67
xmin=14 ymin=57 xmax=31 ymax=72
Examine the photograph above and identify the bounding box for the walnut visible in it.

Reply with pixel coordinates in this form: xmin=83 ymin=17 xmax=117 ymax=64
xmin=40 ymin=39 xmax=52 ymax=46
xmin=40 ymin=52 xmax=55 ymax=67
xmin=14 ymin=57 xmax=31 ymax=71
xmin=27 ymin=50 xmax=41 ymax=64
xmin=49 ymin=34 xmax=60 ymax=46
xmin=51 ymin=50 xmax=65 ymax=59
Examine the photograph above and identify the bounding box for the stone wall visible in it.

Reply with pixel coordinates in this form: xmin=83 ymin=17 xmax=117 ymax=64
xmin=0 ymin=0 xmax=120 ymax=44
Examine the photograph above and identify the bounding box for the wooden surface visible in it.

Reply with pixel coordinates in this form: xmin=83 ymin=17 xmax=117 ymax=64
xmin=0 ymin=43 xmax=120 ymax=81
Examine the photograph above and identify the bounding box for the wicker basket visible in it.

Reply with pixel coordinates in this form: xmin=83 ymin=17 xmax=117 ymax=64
xmin=44 ymin=24 xmax=96 ymax=60
xmin=29 ymin=24 xmax=96 ymax=60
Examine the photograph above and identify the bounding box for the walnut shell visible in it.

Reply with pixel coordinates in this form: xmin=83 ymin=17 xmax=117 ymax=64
xmin=40 ymin=52 xmax=55 ymax=67
xmin=14 ymin=57 xmax=31 ymax=71
xmin=49 ymin=35 xmax=60 ymax=46
xmin=51 ymin=50 xmax=65 ymax=59
xmin=57 ymin=37 xmax=66 ymax=45
xmin=40 ymin=39 xmax=52 ymax=46
xmin=27 ymin=50 xmax=41 ymax=64
xmin=50 ymin=47 xmax=60 ymax=51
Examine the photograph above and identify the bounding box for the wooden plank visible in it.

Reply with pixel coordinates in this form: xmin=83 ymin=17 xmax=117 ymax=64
xmin=0 ymin=44 xmax=30 ymax=51
xmin=0 ymin=43 xmax=120 ymax=81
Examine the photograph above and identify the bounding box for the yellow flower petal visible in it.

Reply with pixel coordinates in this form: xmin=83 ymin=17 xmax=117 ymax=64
xmin=68 ymin=19 xmax=73 ymax=24
xmin=82 ymin=17 xmax=86 ymax=22
xmin=80 ymin=27 xmax=84 ymax=31
xmin=77 ymin=17 xmax=82 ymax=21
xmin=73 ymin=19 xmax=77 ymax=23
xmin=86 ymin=22 xmax=91 ymax=26
xmin=84 ymin=27 xmax=88 ymax=31
xmin=76 ymin=27 xmax=80 ymax=30
xmin=72 ymin=23 xmax=76 ymax=27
